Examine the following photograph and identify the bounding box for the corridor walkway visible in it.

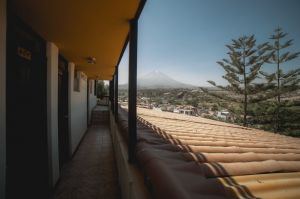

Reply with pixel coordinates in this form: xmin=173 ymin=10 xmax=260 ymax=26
xmin=53 ymin=123 xmax=120 ymax=199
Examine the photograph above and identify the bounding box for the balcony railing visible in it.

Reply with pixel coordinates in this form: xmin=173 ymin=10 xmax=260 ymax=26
xmin=97 ymin=95 xmax=109 ymax=106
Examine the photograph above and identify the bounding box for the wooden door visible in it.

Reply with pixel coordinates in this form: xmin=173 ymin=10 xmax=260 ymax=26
xmin=6 ymin=15 xmax=49 ymax=198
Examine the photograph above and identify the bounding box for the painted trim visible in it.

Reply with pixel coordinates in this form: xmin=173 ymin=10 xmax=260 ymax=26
xmin=0 ymin=0 xmax=7 ymax=198
xmin=135 ymin=0 xmax=147 ymax=20
xmin=114 ymin=0 xmax=146 ymax=77
xmin=115 ymin=35 xmax=129 ymax=70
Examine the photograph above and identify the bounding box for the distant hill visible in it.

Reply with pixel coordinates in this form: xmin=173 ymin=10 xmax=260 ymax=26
xmin=119 ymin=70 xmax=196 ymax=89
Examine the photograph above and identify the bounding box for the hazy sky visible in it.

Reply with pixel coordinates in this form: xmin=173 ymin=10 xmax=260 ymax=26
xmin=118 ymin=0 xmax=300 ymax=86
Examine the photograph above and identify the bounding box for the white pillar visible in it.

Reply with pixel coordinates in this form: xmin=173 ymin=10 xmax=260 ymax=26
xmin=68 ymin=62 xmax=75 ymax=154
xmin=46 ymin=42 xmax=60 ymax=187
xmin=0 ymin=0 xmax=7 ymax=198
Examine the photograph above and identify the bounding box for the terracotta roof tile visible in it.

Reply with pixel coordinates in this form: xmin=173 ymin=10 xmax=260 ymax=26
xmin=119 ymin=107 xmax=300 ymax=198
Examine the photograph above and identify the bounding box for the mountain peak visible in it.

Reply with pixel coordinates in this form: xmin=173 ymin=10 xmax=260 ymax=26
xmin=136 ymin=71 xmax=195 ymax=89
xmin=142 ymin=70 xmax=169 ymax=79
xmin=119 ymin=71 xmax=196 ymax=89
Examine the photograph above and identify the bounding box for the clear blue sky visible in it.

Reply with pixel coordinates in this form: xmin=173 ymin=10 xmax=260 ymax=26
xmin=119 ymin=0 xmax=300 ymax=86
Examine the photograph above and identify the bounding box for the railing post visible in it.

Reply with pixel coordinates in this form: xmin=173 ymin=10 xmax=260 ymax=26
xmin=128 ymin=18 xmax=138 ymax=163
xmin=114 ymin=67 xmax=118 ymax=122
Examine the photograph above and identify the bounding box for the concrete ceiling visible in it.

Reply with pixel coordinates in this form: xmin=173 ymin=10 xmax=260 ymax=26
xmin=13 ymin=0 xmax=141 ymax=80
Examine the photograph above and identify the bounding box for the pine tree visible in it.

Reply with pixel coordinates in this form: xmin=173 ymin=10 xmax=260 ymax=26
xmin=201 ymin=35 xmax=271 ymax=126
xmin=97 ymin=80 xmax=108 ymax=98
xmin=260 ymin=28 xmax=300 ymax=133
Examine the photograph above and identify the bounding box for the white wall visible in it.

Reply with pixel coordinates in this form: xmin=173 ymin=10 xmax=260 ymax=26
xmin=88 ymin=80 xmax=97 ymax=125
xmin=68 ymin=63 xmax=88 ymax=154
xmin=46 ymin=42 xmax=60 ymax=187
xmin=0 ymin=0 xmax=6 ymax=198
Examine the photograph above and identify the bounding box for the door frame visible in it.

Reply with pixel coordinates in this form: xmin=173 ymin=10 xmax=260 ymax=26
xmin=58 ymin=54 xmax=70 ymax=169
xmin=0 ymin=1 xmax=7 ymax=198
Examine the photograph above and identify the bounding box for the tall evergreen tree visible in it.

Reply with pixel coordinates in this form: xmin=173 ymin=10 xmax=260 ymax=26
xmin=260 ymin=28 xmax=300 ymax=132
xmin=201 ymin=35 xmax=270 ymax=126
xmin=97 ymin=80 xmax=108 ymax=98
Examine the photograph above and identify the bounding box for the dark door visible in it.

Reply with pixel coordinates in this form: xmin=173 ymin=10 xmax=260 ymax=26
xmin=58 ymin=55 xmax=70 ymax=169
xmin=6 ymin=15 xmax=49 ymax=198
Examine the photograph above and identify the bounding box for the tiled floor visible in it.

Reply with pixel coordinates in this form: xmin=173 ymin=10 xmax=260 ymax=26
xmin=53 ymin=124 xmax=120 ymax=199
xmin=93 ymin=105 xmax=109 ymax=111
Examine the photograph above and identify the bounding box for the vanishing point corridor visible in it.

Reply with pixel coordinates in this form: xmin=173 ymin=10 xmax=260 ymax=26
xmin=53 ymin=108 xmax=120 ymax=199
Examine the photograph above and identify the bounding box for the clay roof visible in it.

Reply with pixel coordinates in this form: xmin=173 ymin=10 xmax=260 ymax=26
xmin=132 ymin=108 xmax=300 ymax=199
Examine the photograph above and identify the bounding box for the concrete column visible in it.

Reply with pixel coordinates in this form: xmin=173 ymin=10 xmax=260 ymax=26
xmin=114 ymin=67 xmax=119 ymax=122
xmin=110 ymin=78 xmax=115 ymax=113
xmin=0 ymin=0 xmax=7 ymax=198
xmin=68 ymin=62 xmax=75 ymax=155
xmin=46 ymin=42 xmax=60 ymax=187
xmin=128 ymin=19 xmax=138 ymax=163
